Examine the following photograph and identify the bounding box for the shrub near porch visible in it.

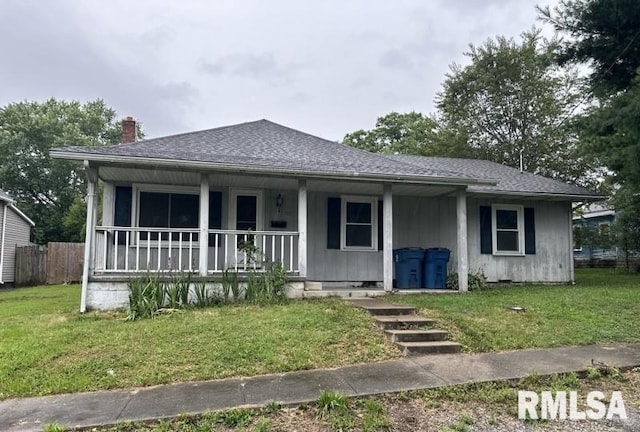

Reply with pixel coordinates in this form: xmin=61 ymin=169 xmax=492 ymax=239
xmin=393 ymin=268 xmax=640 ymax=352
xmin=0 ymin=285 xmax=396 ymax=399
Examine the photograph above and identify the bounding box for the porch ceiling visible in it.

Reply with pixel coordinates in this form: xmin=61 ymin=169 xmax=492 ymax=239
xmin=99 ymin=166 xmax=460 ymax=197
xmin=99 ymin=166 xmax=300 ymax=190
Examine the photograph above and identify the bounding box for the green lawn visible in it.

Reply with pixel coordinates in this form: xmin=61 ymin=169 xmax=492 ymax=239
xmin=0 ymin=286 xmax=396 ymax=399
xmin=1 ymin=268 xmax=639 ymax=400
xmin=394 ymin=268 xmax=640 ymax=352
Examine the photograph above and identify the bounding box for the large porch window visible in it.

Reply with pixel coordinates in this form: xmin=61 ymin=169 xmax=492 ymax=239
xmin=138 ymin=191 xmax=199 ymax=240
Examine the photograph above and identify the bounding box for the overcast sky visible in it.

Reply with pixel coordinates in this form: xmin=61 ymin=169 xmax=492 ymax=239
xmin=1 ymin=0 xmax=558 ymax=141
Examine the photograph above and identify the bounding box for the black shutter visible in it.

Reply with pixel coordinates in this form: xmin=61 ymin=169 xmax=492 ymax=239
xmin=208 ymin=191 xmax=222 ymax=246
xmin=114 ymin=186 xmax=132 ymax=226
xmin=524 ymin=207 xmax=536 ymax=255
xmin=209 ymin=191 xmax=222 ymax=229
xmin=378 ymin=200 xmax=383 ymax=251
xmin=480 ymin=205 xmax=492 ymax=254
xmin=327 ymin=197 xmax=341 ymax=249
xmin=114 ymin=186 xmax=132 ymax=245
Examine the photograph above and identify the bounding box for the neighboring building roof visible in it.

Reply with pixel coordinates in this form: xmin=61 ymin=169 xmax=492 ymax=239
xmin=8 ymin=204 xmax=35 ymax=227
xmin=0 ymin=190 xmax=35 ymax=226
xmin=0 ymin=190 xmax=12 ymax=203
xmin=573 ymin=203 xmax=615 ymax=220
xmin=51 ymin=119 xmax=601 ymax=199
xmin=389 ymin=154 xmax=602 ymax=199
xmin=51 ymin=120 xmax=491 ymax=187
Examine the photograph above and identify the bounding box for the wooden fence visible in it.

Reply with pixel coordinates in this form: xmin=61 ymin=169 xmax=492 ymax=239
xmin=15 ymin=245 xmax=47 ymax=287
xmin=15 ymin=242 xmax=85 ymax=287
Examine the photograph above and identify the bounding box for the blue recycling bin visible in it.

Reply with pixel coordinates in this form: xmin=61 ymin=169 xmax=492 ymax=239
xmin=393 ymin=248 xmax=424 ymax=289
xmin=423 ymin=248 xmax=451 ymax=289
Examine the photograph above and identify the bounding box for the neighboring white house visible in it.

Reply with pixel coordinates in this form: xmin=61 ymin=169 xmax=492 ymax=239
xmin=51 ymin=119 xmax=602 ymax=311
xmin=0 ymin=190 xmax=35 ymax=285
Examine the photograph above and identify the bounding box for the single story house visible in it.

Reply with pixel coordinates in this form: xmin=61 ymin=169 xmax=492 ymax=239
xmin=0 ymin=190 xmax=35 ymax=285
xmin=51 ymin=119 xmax=601 ymax=311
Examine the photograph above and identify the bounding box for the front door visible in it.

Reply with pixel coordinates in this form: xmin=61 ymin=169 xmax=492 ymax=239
xmin=229 ymin=190 xmax=263 ymax=268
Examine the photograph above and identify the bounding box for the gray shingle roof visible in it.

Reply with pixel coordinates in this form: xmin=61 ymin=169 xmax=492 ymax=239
xmin=53 ymin=119 xmax=601 ymax=198
xmin=388 ymin=154 xmax=601 ymax=198
xmin=53 ymin=120 xmax=481 ymax=183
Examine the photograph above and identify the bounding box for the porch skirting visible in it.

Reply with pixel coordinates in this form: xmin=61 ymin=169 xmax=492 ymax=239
xmin=85 ymin=277 xmax=390 ymax=310
xmin=85 ymin=277 xmax=306 ymax=311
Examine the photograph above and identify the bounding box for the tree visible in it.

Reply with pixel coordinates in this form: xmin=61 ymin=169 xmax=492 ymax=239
xmin=0 ymin=99 xmax=126 ymax=244
xmin=343 ymin=111 xmax=471 ymax=157
xmin=539 ymin=0 xmax=640 ymax=97
xmin=541 ymin=0 xmax=640 ymax=262
xmin=436 ymin=30 xmax=600 ymax=187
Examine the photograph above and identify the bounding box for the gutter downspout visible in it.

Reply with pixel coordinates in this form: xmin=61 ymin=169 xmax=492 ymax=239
xmin=569 ymin=206 xmax=575 ymax=285
xmin=0 ymin=203 xmax=7 ymax=284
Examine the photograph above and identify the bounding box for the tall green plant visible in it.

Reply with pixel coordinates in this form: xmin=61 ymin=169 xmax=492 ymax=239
xmin=127 ymin=274 xmax=165 ymax=320
xmin=194 ymin=281 xmax=218 ymax=308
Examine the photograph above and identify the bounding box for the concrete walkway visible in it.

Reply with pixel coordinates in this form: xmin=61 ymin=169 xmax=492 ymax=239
xmin=1 ymin=343 xmax=639 ymax=431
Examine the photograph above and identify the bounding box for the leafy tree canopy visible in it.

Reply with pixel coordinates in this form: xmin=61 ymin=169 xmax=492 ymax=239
xmin=343 ymin=111 xmax=471 ymax=157
xmin=436 ymin=29 xmax=599 ymax=187
xmin=0 ymin=99 xmax=125 ymax=244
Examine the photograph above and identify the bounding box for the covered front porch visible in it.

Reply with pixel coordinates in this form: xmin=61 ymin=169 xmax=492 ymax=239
xmin=81 ymin=164 xmax=471 ymax=310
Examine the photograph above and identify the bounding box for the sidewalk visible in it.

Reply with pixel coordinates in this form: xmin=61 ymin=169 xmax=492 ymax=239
xmin=1 ymin=343 xmax=639 ymax=431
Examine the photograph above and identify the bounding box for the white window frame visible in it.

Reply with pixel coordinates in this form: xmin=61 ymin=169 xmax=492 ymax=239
xmin=340 ymin=195 xmax=378 ymax=251
xmin=491 ymin=204 xmax=525 ymax=256
xmin=131 ymin=184 xmax=201 ymax=245
xmin=228 ymin=189 xmax=264 ymax=233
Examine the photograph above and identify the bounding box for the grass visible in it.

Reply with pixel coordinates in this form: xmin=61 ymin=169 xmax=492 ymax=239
xmin=1 ymin=268 xmax=638 ymax=400
xmin=0 ymin=285 xmax=394 ymax=399
xmin=393 ymin=268 xmax=640 ymax=352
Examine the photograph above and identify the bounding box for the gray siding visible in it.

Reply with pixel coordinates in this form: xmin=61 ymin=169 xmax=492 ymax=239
xmin=393 ymin=196 xmax=457 ymax=251
xmin=307 ymin=191 xmax=383 ymax=282
xmin=307 ymin=194 xmax=458 ymax=283
xmin=307 ymin=193 xmax=573 ymax=284
xmin=467 ymin=198 xmax=572 ymax=283
xmin=100 ymin=183 xmax=574 ymax=284
xmin=1 ymin=204 xmax=32 ymax=283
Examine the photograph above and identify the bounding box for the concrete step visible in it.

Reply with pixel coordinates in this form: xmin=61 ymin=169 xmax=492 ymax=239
xmin=361 ymin=305 xmax=416 ymax=316
xmin=373 ymin=315 xmax=435 ymax=330
xmin=397 ymin=341 xmax=462 ymax=356
xmin=385 ymin=329 xmax=449 ymax=343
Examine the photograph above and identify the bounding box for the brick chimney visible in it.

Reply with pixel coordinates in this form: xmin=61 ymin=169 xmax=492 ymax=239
xmin=121 ymin=116 xmax=136 ymax=143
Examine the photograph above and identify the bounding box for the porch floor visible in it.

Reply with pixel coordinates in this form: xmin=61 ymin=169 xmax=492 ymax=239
xmin=299 ymin=284 xmax=460 ymax=299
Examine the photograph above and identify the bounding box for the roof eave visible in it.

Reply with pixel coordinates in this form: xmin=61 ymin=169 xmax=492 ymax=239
xmin=9 ymin=204 xmax=35 ymax=227
xmin=469 ymin=189 xmax=605 ymax=201
xmin=50 ymin=150 xmax=498 ymax=188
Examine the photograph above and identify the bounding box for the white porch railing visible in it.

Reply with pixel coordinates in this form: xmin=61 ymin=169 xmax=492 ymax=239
xmin=94 ymin=226 xmax=299 ymax=274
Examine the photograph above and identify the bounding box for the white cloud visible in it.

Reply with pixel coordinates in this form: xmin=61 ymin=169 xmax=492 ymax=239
xmin=0 ymin=0 xmax=560 ymax=141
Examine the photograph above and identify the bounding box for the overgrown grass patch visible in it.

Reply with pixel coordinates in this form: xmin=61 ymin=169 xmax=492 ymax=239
xmin=393 ymin=268 xmax=640 ymax=352
xmin=0 ymin=285 xmax=396 ymax=399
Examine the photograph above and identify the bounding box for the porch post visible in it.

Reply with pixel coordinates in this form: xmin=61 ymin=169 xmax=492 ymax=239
xmin=383 ymin=183 xmax=393 ymax=291
xmin=456 ymin=189 xmax=469 ymax=292
xmin=198 ymin=174 xmax=209 ymax=276
xmin=298 ymin=179 xmax=307 ymax=277
xmin=80 ymin=162 xmax=98 ymax=313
